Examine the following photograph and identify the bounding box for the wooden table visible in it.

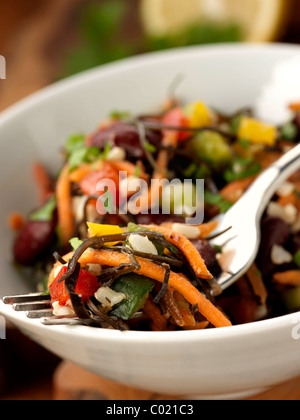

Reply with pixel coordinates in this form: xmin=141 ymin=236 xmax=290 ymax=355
xmin=1 ymin=0 xmax=300 ymax=401
xmin=52 ymin=362 xmax=300 ymax=401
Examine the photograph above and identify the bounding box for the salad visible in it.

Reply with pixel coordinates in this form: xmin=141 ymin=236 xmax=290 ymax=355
xmin=9 ymin=97 xmax=300 ymax=331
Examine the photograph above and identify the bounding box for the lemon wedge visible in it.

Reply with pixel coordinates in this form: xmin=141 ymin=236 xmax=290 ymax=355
xmin=140 ymin=0 xmax=288 ymax=42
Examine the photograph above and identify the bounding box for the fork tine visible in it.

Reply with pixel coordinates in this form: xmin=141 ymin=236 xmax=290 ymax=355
xmin=13 ymin=301 xmax=52 ymax=312
xmin=2 ymin=292 xmax=84 ymax=326
xmin=3 ymin=293 xmax=50 ymax=305
xmin=26 ymin=309 xmax=54 ymax=319
xmin=41 ymin=316 xmax=81 ymax=326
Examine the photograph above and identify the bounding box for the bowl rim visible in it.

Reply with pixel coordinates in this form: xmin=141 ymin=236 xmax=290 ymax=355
xmin=1 ymin=299 xmax=300 ymax=344
xmin=1 ymin=42 xmax=300 ymax=126
xmin=2 ymin=42 xmax=300 ymax=344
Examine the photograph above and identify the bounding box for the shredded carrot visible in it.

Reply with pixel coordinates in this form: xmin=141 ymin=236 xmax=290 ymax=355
xmin=289 ymin=102 xmax=300 ymax=112
xmin=50 ymin=249 xmax=231 ymax=328
xmin=156 ymin=132 xmax=178 ymax=176
xmin=277 ymin=192 xmax=300 ymax=212
xmin=8 ymin=212 xmax=25 ymax=231
xmin=69 ymin=160 xmax=149 ymax=185
xmin=258 ymin=151 xmax=282 ymax=170
xmin=69 ymin=163 xmax=94 ymax=184
xmin=162 ymin=289 xmax=196 ymax=327
xmin=137 ymin=173 xmax=166 ymax=214
xmin=162 ymin=289 xmax=185 ymax=327
xmin=32 ymin=163 xmax=54 ymax=204
xmin=273 ymin=270 xmax=300 ymax=287
xmin=143 ymin=297 xmax=168 ymax=331
xmin=246 ymin=264 xmax=268 ymax=306
xmin=56 ymin=165 xmax=75 ymax=246
xmin=143 ymin=224 xmax=213 ymax=280
xmin=197 ymin=220 xmax=219 ymax=238
xmin=220 ymin=176 xmax=256 ymax=204
xmin=110 ymin=160 xmax=149 ymax=181
xmin=277 ymin=192 xmax=297 ymax=208
xmin=174 ymin=291 xmax=197 ymax=326
xmin=183 ymin=321 xmax=209 ymax=331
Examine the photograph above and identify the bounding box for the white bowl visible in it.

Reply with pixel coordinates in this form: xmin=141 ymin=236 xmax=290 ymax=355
xmin=1 ymin=44 xmax=300 ymax=399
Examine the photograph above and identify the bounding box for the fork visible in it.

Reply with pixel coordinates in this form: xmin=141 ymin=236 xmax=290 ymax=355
xmin=2 ymin=293 xmax=81 ymax=325
xmin=211 ymin=143 xmax=300 ymax=291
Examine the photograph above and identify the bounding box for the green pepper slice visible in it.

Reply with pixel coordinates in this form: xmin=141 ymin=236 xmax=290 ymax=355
xmin=112 ymin=273 xmax=155 ymax=320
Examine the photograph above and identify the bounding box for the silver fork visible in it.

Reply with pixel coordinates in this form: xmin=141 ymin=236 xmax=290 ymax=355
xmin=2 ymin=293 xmax=81 ymax=325
xmin=211 ymin=143 xmax=300 ymax=291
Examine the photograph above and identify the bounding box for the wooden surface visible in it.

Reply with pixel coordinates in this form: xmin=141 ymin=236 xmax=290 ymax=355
xmin=1 ymin=0 xmax=300 ymax=401
xmin=2 ymin=360 xmax=300 ymax=400
xmin=53 ymin=362 xmax=300 ymax=400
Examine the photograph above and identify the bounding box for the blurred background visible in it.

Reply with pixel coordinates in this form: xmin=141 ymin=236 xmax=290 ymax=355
xmin=0 ymin=0 xmax=300 ymax=400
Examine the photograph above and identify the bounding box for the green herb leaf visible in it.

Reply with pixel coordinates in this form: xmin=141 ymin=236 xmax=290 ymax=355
xmin=144 ymin=141 xmax=157 ymax=153
xmin=110 ymin=110 xmax=131 ymax=120
xmin=112 ymin=274 xmax=155 ymax=320
xmin=134 ymin=165 xmax=141 ymax=178
xmin=68 ymin=146 xmax=101 ymax=172
xmin=103 ymin=189 xmax=115 ymax=214
xmin=100 ymin=143 xmax=112 ymax=161
xmin=69 ymin=237 xmax=83 ymax=251
xmin=238 ymin=139 xmax=251 ymax=149
xmin=204 ymin=191 xmax=232 ymax=213
xmin=214 ymin=245 xmax=223 ymax=254
xmin=65 ymin=134 xmax=86 ymax=155
xmin=230 ymin=115 xmax=243 ymax=135
xmin=281 ymin=122 xmax=298 ymax=141
xmin=30 ymin=196 xmax=56 ymax=222
xmin=224 ymin=156 xmax=261 ymax=183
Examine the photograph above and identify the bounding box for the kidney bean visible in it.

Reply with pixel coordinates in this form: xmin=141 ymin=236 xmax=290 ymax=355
xmin=191 ymin=239 xmax=217 ymax=268
xmin=191 ymin=239 xmax=222 ymax=279
xmin=256 ymin=216 xmax=290 ymax=278
xmin=88 ymin=122 xmax=162 ymax=160
xmin=13 ymin=219 xmax=57 ymax=266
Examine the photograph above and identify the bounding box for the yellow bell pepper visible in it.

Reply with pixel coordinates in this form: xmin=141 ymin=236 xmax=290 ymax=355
xmin=238 ymin=117 xmax=277 ymax=147
xmin=87 ymin=223 xmax=124 ymax=246
xmin=184 ymin=101 xmax=213 ymax=128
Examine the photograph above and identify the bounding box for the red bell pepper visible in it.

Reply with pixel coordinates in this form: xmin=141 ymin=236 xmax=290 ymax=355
xmin=49 ymin=266 xmax=99 ymax=306
xmin=161 ymin=107 xmax=190 ymax=142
